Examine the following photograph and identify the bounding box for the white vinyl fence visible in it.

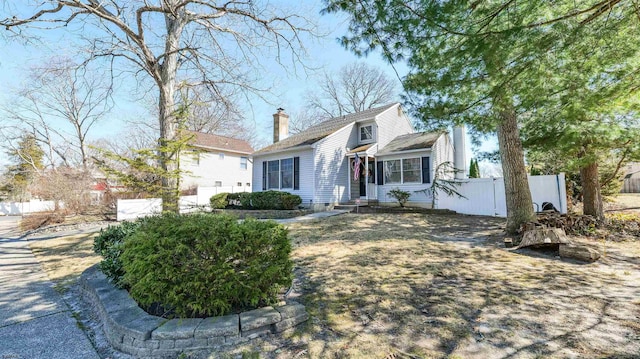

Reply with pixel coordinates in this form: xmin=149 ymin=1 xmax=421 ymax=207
xmin=116 ymin=186 xmax=250 ymax=221
xmin=0 ymin=200 xmax=58 ymax=216
xmin=436 ymin=174 xmax=567 ymax=217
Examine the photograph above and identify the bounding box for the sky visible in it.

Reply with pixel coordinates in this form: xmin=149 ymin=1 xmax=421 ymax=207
xmin=0 ymin=1 xmax=497 ymax=173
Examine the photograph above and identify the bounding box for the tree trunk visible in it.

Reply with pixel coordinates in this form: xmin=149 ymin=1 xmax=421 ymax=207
xmin=158 ymin=10 xmax=184 ymax=213
xmin=496 ymin=105 xmax=535 ymax=234
xmin=580 ymin=161 xmax=604 ymax=222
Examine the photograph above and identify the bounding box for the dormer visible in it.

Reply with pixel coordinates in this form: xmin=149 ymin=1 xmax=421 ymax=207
xmin=358 ymin=122 xmax=376 ymax=145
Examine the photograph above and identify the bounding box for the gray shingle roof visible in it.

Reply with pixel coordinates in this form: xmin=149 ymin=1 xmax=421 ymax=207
xmin=376 ymin=131 xmax=443 ymax=156
xmin=253 ymin=103 xmax=399 ymax=155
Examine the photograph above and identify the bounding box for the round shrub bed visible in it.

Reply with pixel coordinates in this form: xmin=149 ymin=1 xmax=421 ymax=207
xmin=95 ymin=213 xmax=293 ymax=319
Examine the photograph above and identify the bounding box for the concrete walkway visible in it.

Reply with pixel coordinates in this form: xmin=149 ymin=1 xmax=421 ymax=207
xmin=0 ymin=216 xmax=100 ymax=359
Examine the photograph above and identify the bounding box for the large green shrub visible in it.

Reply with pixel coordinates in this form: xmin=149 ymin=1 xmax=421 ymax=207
xmin=93 ymin=220 xmax=144 ymax=288
xmin=250 ymin=190 xmax=281 ymax=209
xmin=247 ymin=191 xmax=302 ymax=210
xmin=120 ymin=213 xmax=293 ymax=318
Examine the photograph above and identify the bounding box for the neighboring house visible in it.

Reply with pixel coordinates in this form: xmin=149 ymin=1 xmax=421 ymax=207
xmin=251 ymin=103 xmax=460 ymax=209
xmin=181 ymin=131 xmax=254 ymax=190
xmin=622 ymin=162 xmax=640 ymax=193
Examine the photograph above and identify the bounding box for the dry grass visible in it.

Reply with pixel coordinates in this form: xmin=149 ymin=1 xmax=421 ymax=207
xmin=26 ymin=213 xmax=640 ymax=359
xmin=29 ymin=232 xmax=101 ymax=288
xmin=275 ymin=213 xmax=640 ymax=359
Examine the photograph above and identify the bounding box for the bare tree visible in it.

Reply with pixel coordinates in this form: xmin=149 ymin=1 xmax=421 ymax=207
xmin=306 ymin=61 xmax=398 ymax=118
xmin=2 ymin=58 xmax=112 ymax=169
xmin=2 ymin=1 xmax=312 ymax=212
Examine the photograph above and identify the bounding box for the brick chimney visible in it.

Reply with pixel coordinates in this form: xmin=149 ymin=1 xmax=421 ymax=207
xmin=273 ymin=107 xmax=289 ymax=143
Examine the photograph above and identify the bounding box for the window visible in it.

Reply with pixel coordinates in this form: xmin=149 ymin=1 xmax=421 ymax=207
xmin=214 ymin=181 xmax=222 ymax=187
xmin=384 ymin=160 xmax=401 ymax=184
xmin=262 ymin=157 xmax=300 ymax=190
xmin=219 ymin=153 xmax=225 ymax=160
xmin=267 ymin=160 xmax=280 ymax=189
xmin=383 ymin=158 xmax=423 ymax=184
xmin=246 ymin=183 xmax=251 ymax=187
xmin=402 ymin=158 xmax=422 ymax=183
xmin=237 ymin=182 xmax=242 ymax=187
xmin=280 ymin=158 xmax=293 ymax=189
xmin=360 ymin=125 xmax=373 ymax=142
xmin=240 ymin=156 xmax=248 ymax=170
xmin=192 ymin=152 xmax=200 ymax=166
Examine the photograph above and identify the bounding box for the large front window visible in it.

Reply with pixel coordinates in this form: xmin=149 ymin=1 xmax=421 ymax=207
xmin=267 ymin=160 xmax=280 ymax=189
xmin=384 ymin=160 xmax=401 ymax=184
xmin=280 ymin=158 xmax=293 ymax=189
xmin=402 ymin=158 xmax=421 ymax=183
xmin=384 ymin=158 xmax=422 ymax=184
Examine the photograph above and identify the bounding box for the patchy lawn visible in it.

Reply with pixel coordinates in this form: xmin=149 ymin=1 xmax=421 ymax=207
xmin=26 ymin=213 xmax=640 ymax=359
xmin=276 ymin=213 xmax=640 ymax=359
xmin=28 ymin=232 xmax=102 ymax=288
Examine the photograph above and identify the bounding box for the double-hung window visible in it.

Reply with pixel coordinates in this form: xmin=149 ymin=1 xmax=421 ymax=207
xmin=402 ymin=158 xmax=422 ymax=183
xmin=384 ymin=160 xmax=401 ymax=184
xmin=280 ymin=158 xmax=293 ymax=189
xmin=267 ymin=160 xmax=280 ymax=189
xmin=360 ymin=125 xmax=373 ymax=143
xmin=240 ymin=156 xmax=248 ymax=170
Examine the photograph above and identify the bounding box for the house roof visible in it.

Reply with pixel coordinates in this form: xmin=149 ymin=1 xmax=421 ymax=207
xmin=376 ymin=131 xmax=443 ymax=156
xmin=253 ymin=103 xmax=400 ymax=155
xmin=347 ymin=144 xmax=374 ymax=154
xmin=186 ymin=130 xmax=254 ymax=154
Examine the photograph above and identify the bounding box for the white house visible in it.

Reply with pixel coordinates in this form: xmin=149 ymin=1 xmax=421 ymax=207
xmin=251 ymin=103 xmax=461 ymax=209
xmin=181 ymin=131 xmax=254 ymax=191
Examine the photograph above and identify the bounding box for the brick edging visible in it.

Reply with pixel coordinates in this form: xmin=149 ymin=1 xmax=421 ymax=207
xmin=79 ymin=265 xmax=308 ymax=358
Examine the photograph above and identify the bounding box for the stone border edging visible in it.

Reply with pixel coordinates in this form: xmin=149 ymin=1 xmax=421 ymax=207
xmin=79 ymin=265 xmax=308 ymax=358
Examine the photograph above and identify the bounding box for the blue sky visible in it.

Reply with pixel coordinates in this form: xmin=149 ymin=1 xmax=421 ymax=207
xmin=0 ymin=1 xmax=493 ymax=171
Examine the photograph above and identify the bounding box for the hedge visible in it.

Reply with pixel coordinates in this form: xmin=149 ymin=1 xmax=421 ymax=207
xmin=120 ymin=213 xmax=293 ymax=318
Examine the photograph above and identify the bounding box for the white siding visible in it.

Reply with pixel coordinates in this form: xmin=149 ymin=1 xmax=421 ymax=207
xmin=313 ymin=123 xmax=357 ymax=205
xmin=431 ymin=133 xmax=455 ymax=180
xmin=376 ymin=150 xmax=433 ymax=207
xmin=181 ymin=150 xmax=252 ymax=190
xmin=374 ymin=104 xmax=414 ymax=150
xmin=251 ymin=148 xmax=315 ymax=205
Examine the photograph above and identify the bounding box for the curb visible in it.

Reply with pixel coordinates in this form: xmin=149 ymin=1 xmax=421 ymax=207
xmin=79 ymin=265 xmax=308 ymax=358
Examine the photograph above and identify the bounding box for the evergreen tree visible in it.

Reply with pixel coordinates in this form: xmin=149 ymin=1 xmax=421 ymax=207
xmin=2 ymin=134 xmax=45 ymax=200
xmin=323 ymin=0 xmax=639 ymax=232
xmin=469 ymin=159 xmax=480 ymax=179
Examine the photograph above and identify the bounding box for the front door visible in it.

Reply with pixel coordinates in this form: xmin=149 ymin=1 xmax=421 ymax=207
xmin=359 ymin=174 xmax=366 ymax=197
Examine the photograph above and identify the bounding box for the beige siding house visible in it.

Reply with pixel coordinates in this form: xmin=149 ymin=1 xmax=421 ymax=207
xmin=251 ymin=103 xmax=460 ymax=209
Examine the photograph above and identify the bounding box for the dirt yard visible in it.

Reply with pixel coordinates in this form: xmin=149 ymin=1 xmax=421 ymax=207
xmin=26 ymin=209 xmax=640 ymax=359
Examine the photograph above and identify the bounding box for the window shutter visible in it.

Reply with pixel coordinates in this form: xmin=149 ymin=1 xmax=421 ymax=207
xmin=262 ymin=161 xmax=267 ymax=190
xmin=377 ymin=161 xmax=384 ymax=185
xmin=293 ymin=157 xmax=300 ymax=190
xmin=422 ymin=157 xmax=431 ymax=183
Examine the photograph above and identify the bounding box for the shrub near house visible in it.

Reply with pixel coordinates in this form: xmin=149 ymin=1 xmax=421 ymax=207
xmin=210 ymin=190 xmax=302 ymax=210
xmin=94 ymin=212 xmax=293 ymax=318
